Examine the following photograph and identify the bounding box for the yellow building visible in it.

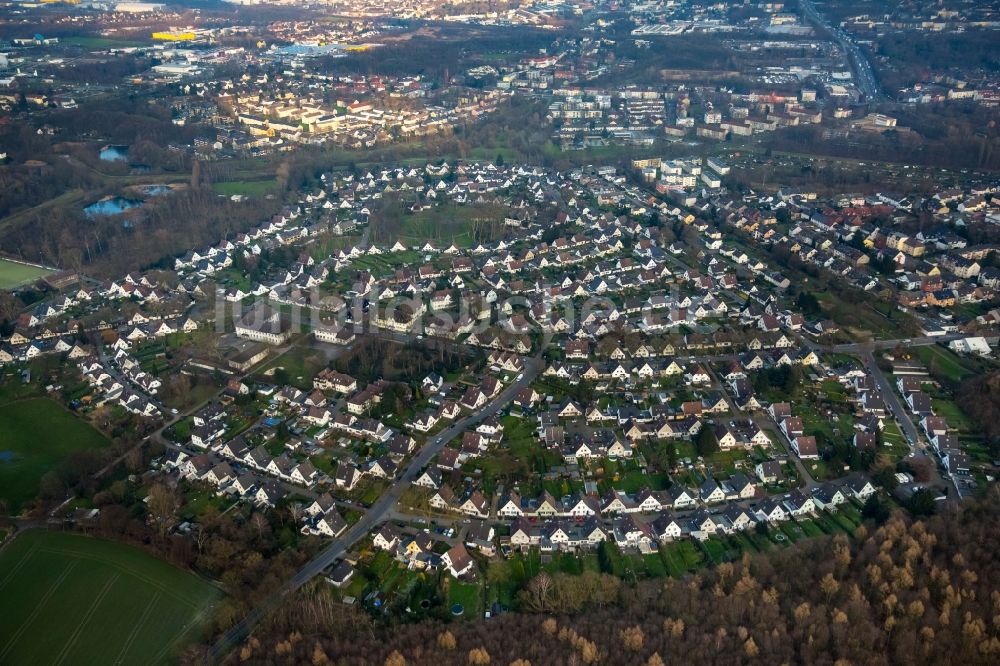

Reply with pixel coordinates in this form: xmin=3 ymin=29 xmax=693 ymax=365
xmin=152 ymin=31 xmax=196 ymax=42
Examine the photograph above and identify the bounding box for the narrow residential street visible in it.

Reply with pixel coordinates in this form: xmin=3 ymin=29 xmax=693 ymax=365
xmin=211 ymin=353 xmax=544 ymax=658
xmin=860 ymin=348 xmax=964 ymax=502
xmin=860 ymin=349 xmax=920 ymax=449
xmin=754 ymin=413 xmax=820 ymax=490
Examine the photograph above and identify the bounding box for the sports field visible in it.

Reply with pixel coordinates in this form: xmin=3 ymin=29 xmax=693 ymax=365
xmin=0 ymin=398 xmax=111 ymax=512
xmin=0 ymin=531 xmax=220 ymax=665
xmin=0 ymin=259 xmax=52 ymax=290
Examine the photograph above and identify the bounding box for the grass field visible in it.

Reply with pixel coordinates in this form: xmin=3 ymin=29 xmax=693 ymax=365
xmin=913 ymin=345 xmax=978 ymax=384
xmin=0 ymin=531 xmax=219 ymax=665
xmin=396 ymin=203 xmax=498 ymax=247
xmin=62 ymin=36 xmax=144 ymax=49
xmin=211 ymin=180 xmax=278 ymax=197
xmin=261 ymin=346 xmax=328 ymax=390
xmin=0 ymin=259 xmax=52 ymax=290
xmin=660 ymin=540 xmax=705 ymax=576
xmin=815 ymin=291 xmax=917 ymax=340
xmin=932 ymin=398 xmax=973 ymax=432
xmin=448 ymin=579 xmax=482 ymax=615
xmin=0 ymin=399 xmax=111 ymax=512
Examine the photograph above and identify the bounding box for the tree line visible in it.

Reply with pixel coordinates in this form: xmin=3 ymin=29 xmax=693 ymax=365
xmin=197 ymin=488 xmax=1000 ymax=665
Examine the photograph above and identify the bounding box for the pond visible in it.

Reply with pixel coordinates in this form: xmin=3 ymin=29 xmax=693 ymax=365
xmin=83 ymin=185 xmax=171 ymax=219
xmin=140 ymin=185 xmax=171 ymax=196
xmin=0 ymin=451 xmax=16 ymax=463
xmin=99 ymin=145 xmax=128 ymax=162
xmin=84 ymin=197 xmax=142 ymax=218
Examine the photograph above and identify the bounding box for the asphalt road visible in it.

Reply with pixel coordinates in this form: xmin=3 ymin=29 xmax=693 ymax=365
xmin=800 ymin=0 xmax=882 ymax=101
xmin=826 ymin=334 xmax=962 ymax=354
xmin=859 ymin=349 xmax=966 ymax=501
xmin=210 ymin=353 xmax=543 ymax=659
xmin=860 ymin=349 xmax=920 ymax=448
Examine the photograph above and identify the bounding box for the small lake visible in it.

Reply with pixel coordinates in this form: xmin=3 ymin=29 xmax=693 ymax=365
xmin=99 ymin=145 xmax=129 ymax=162
xmin=84 ymin=197 xmax=142 ymax=218
xmin=0 ymin=451 xmax=16 ymax=463
xmin=83 ymin=185 xmax=171 ymax=219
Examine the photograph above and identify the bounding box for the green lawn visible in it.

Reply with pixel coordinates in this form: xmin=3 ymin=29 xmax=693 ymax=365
xmin=659 ymin=543 xmax=686 ymax=577
xmin=881 ymin=419 xmax=905 ymax=443
xmin=339 ymin=572 xmax=368 ymax=600
xmin=913 ymin=345 xmax=984 ymax=384
xmin=698 ymin=537 xmax=729 ymax=564
xmin=796 ymin=518 xmax=826 ymax=538
xmin=0 ymin=259 xmax=52 ymax=290
xmin=309 ymin=234 xmax=363 ymax=262
xmin=261 ymin=346 xmax=327 ymax=390
xmin=211 ymin=180 xmax=278 ymax=197
xmin=814 ymin=290 xmax=917 ymax=340
xmin=778 ymin=521 xmax=807 ymax=542
xmin=448 ymin=579 xmax=482 ymax=616
xmin=0 ymin=531 xmax=219 ymax=665
xmin=820 ymin=379 xmax=849 ymax=401
xmin=0 ymin=398 xmax=111 ymax=512
xmin=837 ymin=501 xmax=860 ymax=520
xmin=660 ymin=540 xmax=705 ymax=576
xmin=703 ymin=448 xmax=754 ymax=478
xmin=931 ymin=398 xmax=974 ymax=431
xmin=396 ymin=203 xmax=493 ymax=247
xmin=63 ymin=36 xmax=144 ymax=49
xmin=737 ymin=531 xmax=770 ymax=552
xmin=815 ymin=511 xmax=854 ymax=535
xmin=478 ymin=416 xmax=562 ymax=496
xmin=913 ymin=345 xmax=978 ymax=384
xmin=610 ymin=467 xmax=670 ymax=493
xmin=358 ymin=479 xmax=389 ymax=506
xmin=827 ymin=509 xmax=860 ymax=533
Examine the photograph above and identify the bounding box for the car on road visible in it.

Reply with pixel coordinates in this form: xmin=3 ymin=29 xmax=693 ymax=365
xmin=516 ymin=373 xmax=523 ymax=381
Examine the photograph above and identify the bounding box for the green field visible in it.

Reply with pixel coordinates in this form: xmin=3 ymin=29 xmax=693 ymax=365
xmin=815 ymin=290 xmax=917 ymax=340
xmin=211 ymin=180 xmax=278 ymax=197
xmin=914 ymin=345 xmax=978 ymax=384
xmin=0 ymin=531 xmax=219 ymax=665
xmin=448 ymin=579 xmax=482 ymax=615
xmin=396 ymin=203 xmax=496 ymax=247
xmin=932 ymin=398 xmax=973 ymax=432
xmin=261 ymin=346 xmax=327 ymax=390
xmin=0 ymin=399 xmax=111 ymax=512
xmin=62 ymin=36 xmax=144 ymax=49
xmin=0 ymin=259 xmax=52 ymax=290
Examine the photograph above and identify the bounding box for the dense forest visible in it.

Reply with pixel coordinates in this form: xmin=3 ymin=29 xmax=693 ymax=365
xmin=957 ymin=370 xmax=1000 ymax=458
xmin=0 ymin=187 xmax=281 ymax=276
xmin=871 ymin=29 xmax=1000 ymax=94
xmin=317 ymin=24 xmax=560 ymax=81
xmin=201 ymin=490 xmax=1000 ymax=666
xmin=770 ymin=114 xmax=1000 ymax=172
